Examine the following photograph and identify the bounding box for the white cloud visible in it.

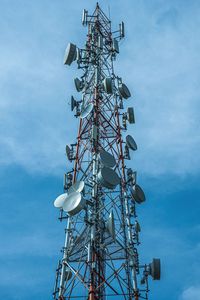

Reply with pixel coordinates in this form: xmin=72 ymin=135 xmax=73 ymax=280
xmin=0 ymin=0 xmax=200 ymax=177
xmin=180 ymin=286 xmax=200 ymax=300
xmin=117 ymin=2 xmax=200 ymax=176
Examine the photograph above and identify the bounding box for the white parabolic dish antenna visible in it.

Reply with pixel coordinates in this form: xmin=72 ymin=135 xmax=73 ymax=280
xmin=62 ymin=191 xmax=85 ymax=216
xmin=80 ymin=103 xmax=93 ymax=119
xmin=68 ymin=181 xmax=85 ymax=194
xmin=63 ymin=43 xmax=77 ymax=65
xmin=98 ymin=167 xmax=120 ymax=189
xmin=99 ymin=150 xmax=116 ymax=168
xmin=126 ymin=135 xmax=137 ymax=151
xmin=54 ymin=193 xmax=68 ymax=208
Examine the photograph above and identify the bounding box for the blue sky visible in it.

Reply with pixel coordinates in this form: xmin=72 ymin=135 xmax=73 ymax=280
xmin=0 ymin=0 xmax=200 ymax=299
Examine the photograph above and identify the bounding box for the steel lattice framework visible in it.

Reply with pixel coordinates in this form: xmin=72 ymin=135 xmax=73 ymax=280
xmin=53 ymin=3 xmax=161 ymax=300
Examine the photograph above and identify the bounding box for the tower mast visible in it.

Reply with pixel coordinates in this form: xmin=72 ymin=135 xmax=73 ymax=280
xmin=53 ymin=4 xmax=161 ymax=300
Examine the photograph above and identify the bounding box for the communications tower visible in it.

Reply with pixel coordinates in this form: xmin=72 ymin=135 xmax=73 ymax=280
xmin=53 ymin=3 xmax=161 ymax=300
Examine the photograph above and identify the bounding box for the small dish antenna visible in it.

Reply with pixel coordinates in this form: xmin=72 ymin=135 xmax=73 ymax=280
xmin=63 ymin=43 xmax=77 ymax=65
xmin=127 ymin=107 xmax=135 ymax=124
xmin=106 ymin=210 xmax=116 ymax=240
xmin=135 ymin=220 xmax=141 ymax=233
xmin=118 ymin=83 xmax=131 ymax=99
xmin=80 ymin=103 xmax=93 ymax=119
xmin=126 ymin=135 xmax=137 ymax=151
xmin=68 ymin=180 xmax=85 ymax=194
xmin=132 ymin=184 xmax=146 ymax=204
xmin=65 ymin=267 xmax=73 ymax=281
xmin=74 ymin=78 xmax=84 ymax=92
xmin=98 ymin=167 xmax=120 ymax=189
xmin=54 ymin=193 xmax=68 ymax=208
xmin=149 ymin=258 xmax=161 ymax=280
xmin=63 ymin=191 xmax=85 ymax=216
xmin=103 ymin=77 xmax=113 ymax=94
xmin=99 ymin=150 xmax=116 ymax=168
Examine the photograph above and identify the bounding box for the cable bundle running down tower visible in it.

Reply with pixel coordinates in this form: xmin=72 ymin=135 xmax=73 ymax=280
xmin=53 ymin=3 xmax=161 ymax=300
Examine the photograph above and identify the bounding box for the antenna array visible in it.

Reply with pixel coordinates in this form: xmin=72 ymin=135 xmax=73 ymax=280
xmin=53 ymin=3 xmax=161 ymax=300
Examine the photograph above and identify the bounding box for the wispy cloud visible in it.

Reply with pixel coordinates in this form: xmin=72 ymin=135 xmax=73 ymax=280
xmin=0 ymin=0 xmax=200 ymax=177
xmin=180 ymin=286 xmax=200 ymax=300
xmin=0 ymin=2 xmax=200 ymax=300
xmin=118 ymin=1 xmax=200 ymax=176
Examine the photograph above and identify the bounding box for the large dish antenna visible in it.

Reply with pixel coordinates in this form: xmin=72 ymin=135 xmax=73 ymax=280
xmin=80 ymin=103 xmax=93 ymax=119
xmin=54 ymin=193 xmax=68 ymax=208
xmin=126 ymin=135 xmax=137 ymax=151
xmin=63 ymin=192 xmax=85 ymax=216
xmin=68 ymin=181 xmax=85 ymax=194
xmin=99 ymin=150 xmax=116 ymax=168
xmin=98 ymin=167 xmax=120 ymax=189
xmin=63 ymin=43 xmax=77 ymax=65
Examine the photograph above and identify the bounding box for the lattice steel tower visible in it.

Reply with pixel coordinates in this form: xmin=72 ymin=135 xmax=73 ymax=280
xmin=53 ymin=3 xmax=161 ymax=300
